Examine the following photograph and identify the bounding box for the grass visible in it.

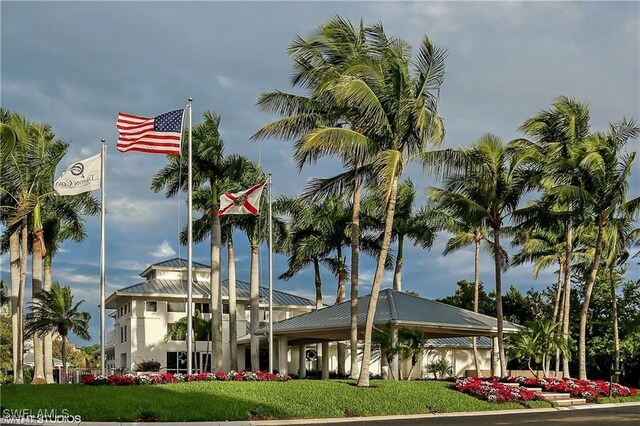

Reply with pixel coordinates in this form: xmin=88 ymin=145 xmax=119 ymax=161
xmin=598 ymin=394 xmax=640 ymax=404
xmin=1 ymin=380 xmax=555 ymax=422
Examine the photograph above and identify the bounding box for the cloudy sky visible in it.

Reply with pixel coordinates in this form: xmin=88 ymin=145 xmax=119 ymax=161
xmin=1 ymin=1 xmax=639 ymax=344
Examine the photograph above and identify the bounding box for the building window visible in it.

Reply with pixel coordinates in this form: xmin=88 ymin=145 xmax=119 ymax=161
xmin=146 ymin=301 xmax=158 ymax=312
xmin=120 ymin=326 xmax=123 ymax=343
xmin=166 ymin=351 xmax=210 ymax=374
xmin=124 ymin=326 xmax=127 ymax=343
xmin=195 ymin=303 xmax=210 ymax=314
xmin=167 ymin=302 xmax=185 ymax=313
xmin=124 ymin=304 xmax=128 ymax=315
xmin=120 ymin=306 xmax=124 ymax=317
xmin=223 ymin=303 xmax=229 ymax=314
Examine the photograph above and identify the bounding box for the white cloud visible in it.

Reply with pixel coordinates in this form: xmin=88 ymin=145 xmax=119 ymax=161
xmin=152 ymin=240 xmax=176 ymax=259
xmin=216 ymin=75 xmax=235 ymax=89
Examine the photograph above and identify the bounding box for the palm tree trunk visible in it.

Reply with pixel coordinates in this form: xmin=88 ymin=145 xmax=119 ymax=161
xmin=357 ymin=176 xmax=399 ymax=387
xmin=547 ymin=260 xmax=564 ymax=376
xmin=17 ymin=218 xmax=28 ymax=384
xmin=555 ymin=273 xmax=566 ymax=377
xmin=43 ymin=258 xmax=54 ymax=383
xmin=392 ymin=235 xmax=404 ymax=291
xmin=350 ymin=175 xmax=362 ymax=379
xmin=61 ymin=334 xmax=67 ymax=384
xmin=562 ymin=220 xmax=573 ymax=378
xmin=228 ymin=236 xmax=238 ymax=371
xmin=472 ymin=235 xmax=481 ymax=377
xmin=32 ymin=225 xmax=45 ymax=380
xmin=493 ymin=227 xmax=507 ymax=377
xmin=336 ymin=250 xmax=346 ymax=377
xmin=10 ymin=228 xmax=21 ymax=384
xmin=609 ymin=264 xmax=620 ymax=371
xmin=250 ymin=241 xmax=260 ymax=371
xmin=313 ymin=257 xmax=323 ymax=309
xmin=578 ymin=219 xmax=605 ymax=379
xmin=210 ymin=196 xmax=223 ymax=372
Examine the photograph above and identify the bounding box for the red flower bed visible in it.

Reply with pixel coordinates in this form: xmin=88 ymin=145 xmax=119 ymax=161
xmin=82 ymin=370 xmax=291 ymax=386
xmin=497 ymin=376 xmax=638 ymax=400
xmin=452 ymin=378 xmax=543 ymax=403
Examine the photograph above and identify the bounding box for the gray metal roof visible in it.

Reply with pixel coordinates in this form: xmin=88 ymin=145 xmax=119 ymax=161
xmin=255 ymin=288 xmax=520 ymax=335
xmin=427 ymin=336 xmax=492 ymax=348
xmin=149 ymin=258 xmax=210 ymax=270
xmin=114 ymin=278 xmax=314 ymax=307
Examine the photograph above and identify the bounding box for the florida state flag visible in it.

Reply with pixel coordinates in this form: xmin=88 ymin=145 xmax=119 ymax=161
xmin=218 ymin=182 xmax=266 ymax=216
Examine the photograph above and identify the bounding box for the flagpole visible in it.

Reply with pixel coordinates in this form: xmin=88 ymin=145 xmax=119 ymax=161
xmin=100 ymin=138 xmax=106 ymax=376
xmin=187 ymin=98 xmax=194 ymax=375
xmin=268 ymin=173 xmax=274 ymax=374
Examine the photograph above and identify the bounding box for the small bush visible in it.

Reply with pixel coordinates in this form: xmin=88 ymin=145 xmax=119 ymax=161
xmin=135 ymin=359 xmax=161 ymax=372
xmin=425 ymin=358 xmax=453 ymax=379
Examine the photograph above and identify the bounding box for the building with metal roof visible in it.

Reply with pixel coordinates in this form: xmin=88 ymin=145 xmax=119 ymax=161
xmin=104 ymin=258 xmax=314 ymax=374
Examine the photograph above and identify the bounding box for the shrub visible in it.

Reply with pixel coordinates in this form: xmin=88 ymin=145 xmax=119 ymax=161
xmin=452 ymin=378 xmax=543 ymax=403
xmin=82 ymin=370 xmax=291 ymax=386
xmin=134 ymin=359 xmax=161 ymax=372
xmin=425 ymin=357 xmax=453 ymax=379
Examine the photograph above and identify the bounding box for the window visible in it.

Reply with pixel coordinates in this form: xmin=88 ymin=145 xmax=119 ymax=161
xmin=167 ymin=302 xmax=185 ymax=313
xmin=124 ymin=326 xmax=127 ymax=343
xmin=124 ymin=304 xmax=128 ymax=315
xmin=195 ymin=303 xmax=210 ymax=314
xmin=146 ymin=301 xmax=158 ymax=312
xmin=120 ymin=307 xmax=124 ymax=317
xmin=166 ymin=352 xmax=211 ymax=374
xmin=223 ymin=303 xmax=229 ymax=314
xmin=120 ymin=326 xmax=124 ymax=343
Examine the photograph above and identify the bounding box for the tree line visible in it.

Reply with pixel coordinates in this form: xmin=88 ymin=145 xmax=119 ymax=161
xmin=1 ymin=16 xmax=638 ymax=386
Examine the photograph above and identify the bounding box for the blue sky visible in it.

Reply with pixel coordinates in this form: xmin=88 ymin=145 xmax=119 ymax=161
xmin=1 ymin=1 xmax=639 ymax=344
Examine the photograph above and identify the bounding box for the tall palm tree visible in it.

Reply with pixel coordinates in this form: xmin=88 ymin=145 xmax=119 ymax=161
xmin=253 ymin=17 xmax=374 ymax=379
xmin=519 ymin=96 xmax=591 ymax=377
xmin=152 ymin=110 xmax=226 ymax=371
xmin=602 ymin=207 xmax=640 ymax=371
xmin=574 ymin=121 xmax=638 ymax=378
xmin=430 ymin=135 xmax=531 ymax=377
xmin=431 ymin=197 xmax=489 ymax=377
xmin=24 ymin=283 xmax=91 ymax=383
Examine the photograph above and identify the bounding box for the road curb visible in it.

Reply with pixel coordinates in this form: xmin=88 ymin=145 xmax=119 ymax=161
xmin=7 ymin=402 xmax=640 ymax=426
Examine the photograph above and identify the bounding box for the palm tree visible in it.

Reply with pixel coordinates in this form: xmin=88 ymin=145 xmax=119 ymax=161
xmin=253 ymin=17 xmax=375 ymax=379
xmin=152 ymin=110 xmax=226 ymax=371
xmin=432 ymin=198 xmax=489 ymax=377
xmin=397 ymin=328 xmax=429 ymax=380
xmin=430 ymin=135 xmax=531 ymax=377
xmin=24 ymin=283 xmax=91 ymax=383
xmin=367 ymin=180 xmax=437 ymax=291
xmin=519 ymin=96 xmax=592 ymax=377
xmin=574 ymin=121 xmax=638 ymax=379
xmin=602 ymin=207 xmax=640 ymax=371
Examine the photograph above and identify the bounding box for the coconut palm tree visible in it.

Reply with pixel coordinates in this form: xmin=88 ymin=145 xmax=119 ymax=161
xmin=24 ymin=283 xmax=90 ymax=383
xmin=366 ymin=180 xmax=437 ymax=291
xmin=602 ymin=207 xmax=640 ymax=371
xmin=519 ymin=96 xmax=592 ymax=377
xmin=574 ymin=121 xmax=638 ymax=378
xmin=430 ymin=135 xmax=531 ymax=376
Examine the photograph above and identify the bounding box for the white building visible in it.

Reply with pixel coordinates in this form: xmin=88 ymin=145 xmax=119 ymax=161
xmin=105 ymin=259 xmax=514 ymax=378
xmin=104 ymin=258 xmax=315 ymax=373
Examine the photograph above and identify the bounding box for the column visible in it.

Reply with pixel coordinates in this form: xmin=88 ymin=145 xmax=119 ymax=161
xmin=298 ymin=345 xmax=306 ymax=379
xmin=278 ymin=336 xmax=288 ymax=375
xmin=321 ymin=342 xmax=330 ymax=380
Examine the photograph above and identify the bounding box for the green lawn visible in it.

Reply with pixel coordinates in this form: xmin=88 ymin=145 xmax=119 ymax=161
xmin=1 ymin=380 xmax=554 ymax=422
xmin=598 ymin=394 xmax=640 ymax=404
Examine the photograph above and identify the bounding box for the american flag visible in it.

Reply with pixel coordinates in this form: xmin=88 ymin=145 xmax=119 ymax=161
xmin=116 ymin=109 xmax=184 ymax=155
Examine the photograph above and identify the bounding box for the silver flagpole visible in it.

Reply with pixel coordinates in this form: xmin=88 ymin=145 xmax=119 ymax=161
xmin=268 ymin=173 xmax=274 ymax=373
xmin=100 ymin=139 xmax=106 ymax=376
xmin=187 ymin=98 xmax=194 ymax=375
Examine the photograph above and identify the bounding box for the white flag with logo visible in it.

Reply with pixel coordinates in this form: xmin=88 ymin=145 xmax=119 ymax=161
xmin=218 ymin=181 xmax=266 ymax=216
xmin=54 ymin=154 xmax=101 ymax=196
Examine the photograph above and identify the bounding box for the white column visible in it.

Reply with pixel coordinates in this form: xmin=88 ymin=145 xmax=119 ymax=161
xmin=278 ymin=336 xmax=288 ymax=375
xmin=321 ymin=342 xmax=330 ymax=380
xmin=298 ymin=345 xmax=306 ymax=378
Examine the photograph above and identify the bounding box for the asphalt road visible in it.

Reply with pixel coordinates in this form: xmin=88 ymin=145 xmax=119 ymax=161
xmin=307 ymin=405 xmax=640 ymax=426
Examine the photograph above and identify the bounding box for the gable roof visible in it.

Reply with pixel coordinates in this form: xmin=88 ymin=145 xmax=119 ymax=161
xmin=109 ymin=278 xmax=314 ymax=307
xmin=253 ymin=288 xmax=521 ymax=339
